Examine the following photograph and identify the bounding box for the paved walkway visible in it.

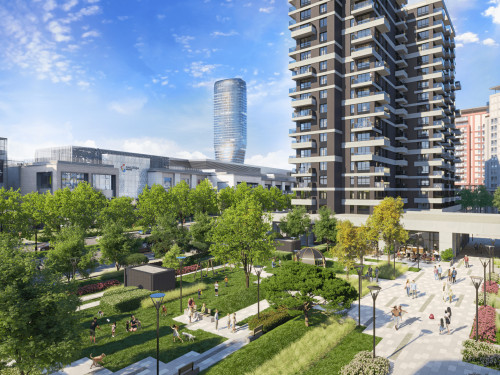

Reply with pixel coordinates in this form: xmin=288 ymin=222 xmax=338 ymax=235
xmin=347 ymin=256 xmax=498 ymax=375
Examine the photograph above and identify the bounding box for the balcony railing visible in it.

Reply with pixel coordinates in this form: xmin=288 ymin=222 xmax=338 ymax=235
xmin=352 ymin=0 xmax=374 ymax=10
xmin=351 ymin=120 xmax=374 ymax=129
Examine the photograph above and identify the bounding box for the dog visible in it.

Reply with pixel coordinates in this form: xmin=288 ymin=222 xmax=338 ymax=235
xmin=182 ymin=332 xmax=196 ymax=342
xmin=90 ymin=353 xmax=106 ymax=369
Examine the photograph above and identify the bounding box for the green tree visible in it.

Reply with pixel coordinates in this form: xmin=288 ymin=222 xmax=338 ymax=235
xmin=209 ymin=196 xmax=276 ymax=288
xmin=459 ymin=188 xmax=474 ymax=212
xmin=99 ymin=196 xmax=136 ymax=229
xmin=476 ymin=185 xmax=493 ymax=213
xmin=368 ymin=197 xmax=408 ymax=264
xmin=21 ymin=192 xmax=47 ymax=250
xmin=217 ymin=186 xmax=236 ymax=212
xmin=0 ymin=235 xmax=80 ymax=375
xmin=162 ymin=243 xmax=183 ymax=269
xmin=42 ymin=189 xmax=67 ymax=239
xmin=268 ymin=186 xmax=292 ymax=211
xmin=98 ymin=222 xmax=139 ymax=271
xmin=64 ymin=183 xmax=106 ymax=232
xmin=493 ymin=186 xmax=500 ymax=212
xmin=331 ymin=220 xmax=358 ymax=279
xmin=262 ymin=262 xmax=357 ymax=326
xmin=136 ymin=184 xmax=169 ymax=228
xmin=280 ymin=206 xmax=311 ymax=239
xmin=313 ymin=206 xmax=337 ymax=251
xmin=169 ymin=180 xmax=193 ymax=226
xmin=45 ymin=226 xmax=98 ymax=280
xmin=122 ymin=253 xmax=149 ymax=266
xmin=0 ymin=187 xmax=24 ymax=235
xmin=150 ymin=214 xmax=191 ymax=256
xmin=190 ymin=211 xmax=214 ymax=252
xmin=190 ymin=179 xmax=218 ymax=215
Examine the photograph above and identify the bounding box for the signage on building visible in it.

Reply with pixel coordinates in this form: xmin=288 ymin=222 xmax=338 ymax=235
xmin=120 ymin=164 xmax=140 ymax=173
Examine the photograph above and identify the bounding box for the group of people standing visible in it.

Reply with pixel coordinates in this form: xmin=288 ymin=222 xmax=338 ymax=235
xmin=433 ymin=265 xmax=457 ymax=283
xmin=365 ymin=266 xmax=379 ymax=282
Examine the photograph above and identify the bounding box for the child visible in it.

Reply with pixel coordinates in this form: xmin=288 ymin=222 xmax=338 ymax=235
xmin=171 ymin=325 xmax=183 ymax=343
xmin=198 ymin=289 xmax=202 ymax=299
xmin=439 ymin=318 xmax=446 ymax=334
xmin=111 ymin=322 xmax=116 ymax=338
xmin=224 ymin=276 xmax=228 ymax=287
xmin=162 ymin=305 xmax=167 ymax=316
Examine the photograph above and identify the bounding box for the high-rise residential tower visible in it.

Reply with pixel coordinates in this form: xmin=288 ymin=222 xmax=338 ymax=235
xmin=214 ymin=78 xmax=247 ymax=164
xmin=0 ymin=138 xmax=6 ymax=189
xmin=288 ymin=0 xmax=460 ymax=214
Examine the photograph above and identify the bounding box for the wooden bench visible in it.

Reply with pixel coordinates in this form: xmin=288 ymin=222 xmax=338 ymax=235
xmin=178 ymin=362 xmax=199 ymax=375
xmin=248 ymin=324 xmax=263 ymax=342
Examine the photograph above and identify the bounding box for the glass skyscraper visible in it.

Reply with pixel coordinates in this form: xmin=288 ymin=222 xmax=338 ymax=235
xmin=214 ymin=78 xmax=247 ymax=164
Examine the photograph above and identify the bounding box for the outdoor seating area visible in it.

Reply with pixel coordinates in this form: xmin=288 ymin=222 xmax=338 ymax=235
xmin=397 ymin=246 xmax=440 ymax=263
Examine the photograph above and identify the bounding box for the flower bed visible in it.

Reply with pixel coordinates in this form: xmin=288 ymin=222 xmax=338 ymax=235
xmin=462 ymin=339 xmax=500 ymax=370
xmin=77 ymin=279 xmax=120 ymax=296
xmin=470 ymin=305 xmax=497 ymax=343
xmin=340 ymin=351 xmax=390 ymax=375
xmin=176 ymin=264 xmax=200 ymax=275
xmin=483 ymin=281 xmax=499 ymax=295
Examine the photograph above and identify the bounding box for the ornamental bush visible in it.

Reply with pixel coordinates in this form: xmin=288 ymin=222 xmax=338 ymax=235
xmin=340 ymin=351 xmax=391 ymax=375
xmin=176 ymin=264 xmax=200 ymax=275
xmin=469 ymin=305 xmax=497 ymax=343
xmin=441 ymin=248 xmax=453 ymax=261
xmin=462 ymin=339 xmax=500 ymax=370
xmin=248 ymin=308 xmax=292 ymax=333
xmin=76 ymin=279 xmax=120 ymax=296
xmin=483 ymin=281 xmax=499 ymax=295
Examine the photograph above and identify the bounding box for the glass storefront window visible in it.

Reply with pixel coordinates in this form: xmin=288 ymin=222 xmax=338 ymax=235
xmin=61 ymin=172 xmax=88 ymax=190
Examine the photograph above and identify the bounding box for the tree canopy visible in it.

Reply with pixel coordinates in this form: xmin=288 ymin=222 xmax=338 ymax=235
xmin=313 ymin=206 xmax=337 ymax=250
xmin=98 ymin=222 xmax=140 ymax=271
xmin=280 ymin=206 xmax=311 ymax=239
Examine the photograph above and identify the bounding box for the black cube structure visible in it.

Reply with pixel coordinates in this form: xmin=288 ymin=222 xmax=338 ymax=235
xmin=125 ymin=265 xmax=176 ymax=292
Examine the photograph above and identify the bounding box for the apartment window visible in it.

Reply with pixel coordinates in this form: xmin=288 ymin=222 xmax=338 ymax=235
xmin=418 ymin=93 xmax=429 ymax=101
xmin=320 ymin=118 xmax=327 ymax=128
xmin=320 ymin=89 xmax=327 ymax=99
xmin=418 ymin=117 xmax=429 ymax=125
xmin=357 ymin=133 xmax=370 ymax=141
xmin=351 ymin=162 xmax=355 ymax=171
xmin=320 ymin=32 xmax=327 ymax=42
xmin=417 ymin=5 xmax=429 ymax=16
xmin=418 ymin=104 xmax=430 ymax=112
xmin=300 ymin=51 xmax=311 ymax=60
xmin=418 ymin=55 xmax=429 ymax=65
xmin=421 ymin=141 xmax=430 ymax=149
xmin=350 ymin=105 xmax=355 ymax=115
xmin=300 ymin=93 xmax=311 ymax=99
xmin=358 ymin=161 xmax=370 ymax=171
xmin=320 ymin=104 xmax=327 ymax=113
xmin=420 ymin=179 xmax=430 ymax=186
xmin=320 ymin=47 xmax=327 ymax=55
xmin=300 ymin=9 xmax=311 ymax=20
xmin=319 ymin=191 xmax=327 ymax=199
xmin=319 ymin=3 xmax=327 ymax=14
xmin=356 ymin=147 xmax=370 ymax=155
xmin=358 ymin=177 xmax=370 ymax=186
xmin=357 ymin=88 xmax=370 ymax=97
xmin=300 ymin=0 xmax=311 ymax=5
xmin=320 ymin=18 xmax=327 ymax=28
xmin=418 ymin=80 xmax=429 ymax=89
xmin=320 ymin=162 xmax=327 ymax=171
xmin=350 ymin=177 xmax=355 ymax=186
xmin=320 ymin=176 xmax=327 ymax=185
xmin=357 ymin=102 xmax=370 ymax=114
xmin=320 ymin=75 xmax=327 ymax=85
xmin=350 ymin=62 xmax=355 ymax=72
xmin=300 ymin=122 xmax=311 ymax=131
xmin=300 ymin=37 xmax=311 ymax=49
xmin=320 ymin=133 xmax=327 ymax=142
xmin=417 ymin=19 xmax=429 ymax=28
xmin=418 ymin=166 xmax=429 ymax=175
xmin=320 ymin=147 xmax=327 ymax=156
xmin=417 ymin=31 xmax=429 ymax=41
xmin=300 ymin=80 xmax=311 ymax=90
xmin=300 ymin=150 xmax=311 ymax=157
xmin=418 ymin=43 xmax=430 ymax=51
xmin=320 ymin=61 xmax=327 ymax=71
xmin=357 ymin=58 xmax=370 ymax=70
xmin=419 ymin=67 xmax=429 ymax=75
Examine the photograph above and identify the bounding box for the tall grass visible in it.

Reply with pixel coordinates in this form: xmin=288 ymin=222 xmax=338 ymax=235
xmin=337 ymin=275 xmax=377 ymax=298
xmin=378 ymin=262 xmax=408 ymax=280
xmin=246 ymin=317 xmax=356 ymax=375
xmin=140 ymin=282 xmax=207 ymax=308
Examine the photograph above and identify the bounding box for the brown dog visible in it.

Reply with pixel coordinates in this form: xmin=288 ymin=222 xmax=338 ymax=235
xmin=90 ymin=353 xmax=106 ymax=368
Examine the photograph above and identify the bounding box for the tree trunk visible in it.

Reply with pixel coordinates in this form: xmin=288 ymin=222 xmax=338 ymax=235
xmin=304 ymin=308 xmax=309 ymax=327
xmin=35 ymin=230 xmax=38 ymax=251
xmin=116 ymin=262 xmax=121 ymax=271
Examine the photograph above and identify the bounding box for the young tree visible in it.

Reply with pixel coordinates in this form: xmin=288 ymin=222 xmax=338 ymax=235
xmin=476 ymin=185 xmax=493 ymax=213
xmin=162 ymin=243 xmax=183 ymax=269
xmin=268 ymin=186 xmax=292 ymax=211
xmin=331 ymin=220 xmax=358 ymax=279
xmin=0 ymin=187 xmax=24 ymax=235
xmin=150 ymin=214 xmax=191 ymax=256
xmin=313 ymin=206 xmax=337 ymax=251
xmin=279 ymin=206 xmax=311 ymax=239
xmin=217 ymin=186 xmax=236 ymax=213
xmin=169 ymin=180 xmax=193 ymax=226
xmin=64 ymin=183 xmax=107 ymax=232
xmin=98 ymin=222 xmax=139 ymax=271
xmin=209 ymin=196 xmax=276 ymax=288
xmin=493 ymin=186 xmax=500 ymax=212
xmin=459 ymin=188 xmax=474 ymax=212
xmin=0 ymin=235 xmax=81 ymax=375
xmin=263 ymin=262 xmax=357 ymax=326
xmin=368 ymin=197 xmax=408 ymax=263
xmin=190 ymin=179 xmax=218 ymax=215
xmin=45 ymin=226 xmax=98 ymax=280
xmin=136 ymin=184 xmax=169 ymax=228
xmin=189 ymin=211 xmax=214 ymax=253
xmin=99 ymin=196 xmax=136 ymax=229
xmin=21 ymin=192 xmax=46 ymax=250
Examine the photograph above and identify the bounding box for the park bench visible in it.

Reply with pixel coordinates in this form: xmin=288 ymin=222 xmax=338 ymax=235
xmin=202 ymin=308 xmax=214 ymax=322
xmin=248 ymin=324 xmax=263 ymax=342
xmin=178 ymin=362 xmax=199 ymax=375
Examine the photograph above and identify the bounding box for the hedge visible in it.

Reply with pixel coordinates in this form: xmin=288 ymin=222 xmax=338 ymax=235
xmin=483 ymin=281 xmax=499 ymax=295
xmin=248 ymin=308 xmax=292 ymax=333
xmin=340 ymin=351 xmax=390 ymax=375
xmin=463 ymin=339 xmax=500 ymax=370
xmin=76 ymin=279 xmax=120 ymax=296
xmin=100 ymin=286 xmax=153 ymax=314
xmin=441 ymin=248 xmax=453 ymax=261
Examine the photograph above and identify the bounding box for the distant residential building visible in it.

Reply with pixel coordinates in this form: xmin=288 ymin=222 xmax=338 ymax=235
xmin=0 ymin=137 xmax=6 ymax=189
xmin=485 ymin=86 xmax=500 ymax=192
xmin=455 ymin=107 xmax=487 ymax=189
xmin=214 ymin=78 xmax=247 ymax=164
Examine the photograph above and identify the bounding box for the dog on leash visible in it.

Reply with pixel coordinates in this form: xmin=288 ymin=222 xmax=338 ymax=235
xmin=90 ymin=353 xmax=106 ymax=368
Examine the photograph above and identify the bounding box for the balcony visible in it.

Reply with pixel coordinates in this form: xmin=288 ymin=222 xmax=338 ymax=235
xmin=351 ymin=31 xmax=374 ymax=45
xmin=292 ymin=168 xmax=315 ymax=178
xmin=395 ymin=69 xmax=408 ymax=79
xmin=374 ymin=106 xmax=389 ymax=119
xmin=292 ymin=109 xmax=316 ymax=122
xmin=291 ymin=24 xmax=316 ymax=39
xmin=395 ymin=96 xmax=407 ymax=105
xmin=291 ymin=67 xmax=317 ymax=80
xmin=291 ymin=97 xmax=316 ymax=108
xmin=374 ymin=61 xmax=390 ymax=76
xmin=395 ymin=84 xmax=408 ymax=92
xmin=351 ymin=120 xmax=381 ymax=132
xmin=395 ymin=32 xmax=408 ymax=43
xmin=291 ymin=140 xmax=316 ymax=149
xmin=395 ymin=44 xmax=408 ymax=56
xmin=351 ymin=74 xmax=374 ymax=88
xmin=351 ymin=0 xmax=375 ymax=16
xmin=395 ymin=20 xmax=407 ymax=31
xmin=374 ymin=167 xmax=391 ymax=175
xmin=455 ymin=81 xmax=462 ymax=90
xmin=291 ymin=198 xmax=316 ymax=206
xmin=395 ymin=107 xmax=408 ymax=116
xmin=351 ymin=46 xmax=378 ymax=60
xmin=375 ymin=182 xmax=390 ymax=189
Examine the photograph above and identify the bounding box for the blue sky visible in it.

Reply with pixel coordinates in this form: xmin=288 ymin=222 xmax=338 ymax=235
xmin=1 ymin=0 xmax=500 ymax=169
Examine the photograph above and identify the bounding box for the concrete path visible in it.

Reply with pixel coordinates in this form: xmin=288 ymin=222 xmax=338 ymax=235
xmin=81 ymin=292 xmax=105 ymax=302
xmin=347 ymin=256 xmax=498 ymax=375
xmin=77 ymin=301 xmax=100 ymax=311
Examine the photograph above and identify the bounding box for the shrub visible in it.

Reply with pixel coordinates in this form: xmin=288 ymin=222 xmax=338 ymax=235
xmin=76 ymin=279 xmax=120 ymax=296
xmin=122 ymin=253 xmax=149 ymax=266
xmin=175 ymin=264 xmax=200 ymax=275
xmin=248 ymin=308 xmax=292 ymax=333
xmin=462 ymin=339 xmax=500 ymax=369
xmin=483 ymin=281 xmax=499 ymax=294
xmin=274 ymin=252 xmax=293 ymax=261
xmin=441 ymin=248 xmax=453 ymax=261
xmin=340 ymin=351 xmax=391 ymax=375
xmin=469 ymin=305 xmax=497 ymax=343
xmin=100 ymin=286 xmax=153 ymax=314
xmin=139 ymin=282 xmax=208 ymax=309
xmin=491 ymin=273 xmax=500 ymax=284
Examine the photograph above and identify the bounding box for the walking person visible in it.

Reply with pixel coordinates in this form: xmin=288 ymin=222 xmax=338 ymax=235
xmin=111 ymin=322 xmax=116 ymax=338
xmin=224 ymin=276 xmax=228 ymax=287
xmin=227 ymin=313 xmax=231 ymax=330
xmin=215 ymin=309 xmax=219 ymax=330
xmin=198 ymin=288 xmax=202 ymax=299
xmin=444 ymin=309 xmax=451 ymax=334
xmin=447 ymin=269 xmax=452 ymax=283
xmin=464 ymin=255 xmax=469 ymax=268
xmin=368 ymin=266 xmax=373 ymax=282
xmin=391 ymin=306 xmax=401 ymax=330
xmin=89 ymin=317 xmax=100 ymax=344
xmin=452 ymin=267 xmax=457 ymax=283
xmin=433 ymin=266 xmax=438 ymax=280
xmin=398 ymin=305 xmax=407 ymax=323
xmin=215 ymin=281 xmax=219 ymax=297
xmin=232 ymin=313 xmax=237 ymax=333
xmin=438 ymin=265 xmax=442 ymax=280
xmin=411 ymin=280 xmax=417 ymax=299
xmin=404 ymin=279 xmax=411 ymax=297
xmin=162 ymin=304 xmax=167 ymax=316
xmin=438 ymin=318 xmax=446 ymax=335
xmin=375 ymin=267 xmax=379 ymax=282
xmin=188 ymin=307 xmax=193 ymax=323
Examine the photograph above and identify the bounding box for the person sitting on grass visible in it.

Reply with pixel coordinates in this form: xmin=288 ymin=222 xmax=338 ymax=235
xmin=130 ymin=315 xmax=138 ymax=332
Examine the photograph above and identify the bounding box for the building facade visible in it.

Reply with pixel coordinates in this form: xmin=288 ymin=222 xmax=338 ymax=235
xmin=455 ymin=107 xmax=487 ymax=189
xmin=288 ymin=0 xmax=460 ymax=214
xmin=214 ymin=78 xmax=247 ymax=164
xmin=0 ymin=138 xmax=6 ymax=189
xmin=485 ymin=86 xmax=500 ymax=192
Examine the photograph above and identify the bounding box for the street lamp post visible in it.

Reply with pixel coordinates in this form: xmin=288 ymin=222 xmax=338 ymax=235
xmin=486 ymin=245 xmax=494 ymax=280
xmin=367 ymin=285 xmax=382 ymax=359
xmin=393 ymin=240 xmax=397 ymax=278
xmin=354 ymin=265 xmax=364 ymax=327
xmin=479 ymin=258 xmax=489 ymax=306
xmin=254 ymin=265 xmax=263 ymax=318
xmin=150 ymin=293 xmax=165 ymax=375
xmin=70 ymin=257 xmax=78 ymax=280
xmin=470 ymin=277 xmax=483 ymax=342
xmin=177 ymin=256 xmax=186 ymax=313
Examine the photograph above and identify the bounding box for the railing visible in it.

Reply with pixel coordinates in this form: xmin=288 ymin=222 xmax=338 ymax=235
xmin=351 ymin=120 xmax=374 ymax=129
xmin=375 ymin=167 xmax=390 ymax=174
xmin=351 ymin=45 xmax=372 ymax=53
xmin=352 ymin=0 xmax=374 ymax=11
xmin=374 ymin=106 xmax=387 ymax=112
xmin=292 ymin=67 xmax=314 ymax=76
xmin=289 ymin=46 xmax=297 ymax=53
xmin=292 ymin=110 xmax=314 ymax=118
xmin=289 ymin=6 xmax=296 ymax=12
xmin=289 ymin=19 xmax=296 ymax=26
xmin=375 ymin=182 xmax=389 ymax=188
xmin=289 ymin=87 xmax=297 ymax=93
xmin=351 ymin=74 xmax=372 ymax=84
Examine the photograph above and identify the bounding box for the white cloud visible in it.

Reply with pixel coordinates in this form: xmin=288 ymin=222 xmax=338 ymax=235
xmin=246 ymin=150 xmax=292 ymax=170
xmin=114 ymin=138 xmax=209 ymax=160
xmin=117 ymin=15 xmax=129 ymax=21
xmin=108 ymin=97 xmax=148 ymax=115
xmin=82 ymin=30 xmax=100 ymax=38
xmin=77 ymin=80 xmax=90 ymax=88
xmin=62 ymin=0 xmax=79 ymax=12
xmin=483 ymin=38 xmax=499 ymax=46
xmin=86 ymin=0 xmax=100 ymax=3
xmin=185 ymin=61 xmax=218 ymax=78
xmin=210 ymin=30 xmax=238 ymax=37
xmin=455 ymin=32 xmax=479 ymax=44
xmin=173 ymin=34 xmax=195 ymax=50
xmin=157 ymin=14 xmax=166 ymax=20
xmin=484 ymin=0 xmax=500 ymax=24
xmin=259 ymin=7 xmax=273 ymax=13
xmin=43 ymin=0 xmax=57 ymax=12
xmin=47 ymin=21 xmax=72 ymax=42
xmin=216 ymin=15 xmax=230 ymax=22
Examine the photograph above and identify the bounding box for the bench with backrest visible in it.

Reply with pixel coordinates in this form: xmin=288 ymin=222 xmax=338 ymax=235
xmin=178 ymin=362 xmax=199 ymax=375
xmin=248 ymin=324 xmax=263 ymax=342
xmin=202 ymin=308 xmax=214 ymax=322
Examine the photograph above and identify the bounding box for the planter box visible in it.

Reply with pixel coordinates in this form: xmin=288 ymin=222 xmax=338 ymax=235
xmin=276 ymin=238 xmax=301 ymax=252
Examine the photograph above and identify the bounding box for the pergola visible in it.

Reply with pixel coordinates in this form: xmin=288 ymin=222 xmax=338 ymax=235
xmin=297 ymin=247 xmax=326 ymax=268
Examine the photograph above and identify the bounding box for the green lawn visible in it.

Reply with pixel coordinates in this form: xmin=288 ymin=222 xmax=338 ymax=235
xmin=303 ymin=326 xmax=382 ymax=375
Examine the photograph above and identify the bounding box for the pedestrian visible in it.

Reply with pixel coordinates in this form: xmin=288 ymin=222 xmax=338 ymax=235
xmin=215 ymin=281 xmax=219 ymax=297
xmin=271 ymin=259 xmax=275 ymax=268
xmin=404 ymin=279 xmax=410 ymax=297
xmin=368 ymin=266 xmax=373 ymax=282
xmin=130 ymin=315 xmax=138 ymax=332
xmin=227 ymin=313 xmax=231 ymax=330
xmin=171 ymin=325 xmax=184 ymax=343
xmin=224 ymin=276 xmax=228 ymax=287
xmin=391 ymin=306 xmax=400 ymax=330
xmin=433 ymin=266 xmax=438 ymax=280
xmin=438 ymin=318 xmax=446 ymax=335
xmin=279 ymin=259 xmax=282 ymax=267
xmin=201 ymin=303 xmax=206 ymax=314
xmin=398 ymin=305 xmax=407 ymax=323
xmin=189 ymin=307 xmax=193 ymax=323
xmin=111 ymin=322 xmax=116 ymax=338
xmin=375 ymin=267 xmax=379 ymax=282
xmin=464 ymin=255 xmax=469 ymax=268
xmin=444 ymin=310 xmax=451 ymax=334
xmin=448 ymin=269 xmax=452 ymax=283
xmin=452 ymin=267 xmax=457 ymax=283
xmin=438 ymin=265 xmax=442 ymax=280
xmin=215 ymin=309 xmax=219 ymax=330
xmin=232 ymin=313 xmax=237 ymax=333
xmin=410 ymin=280 xmax=417 ymax=299
xmin=89 ymin=317 xmax=100 ymax=343
xmin=448 ymin=284 xmax=453 ymax=303
xmin=162 ymin=304 xmax=167 ymax=316
xmin=198 ymin=288 xmax=202 ymax=299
